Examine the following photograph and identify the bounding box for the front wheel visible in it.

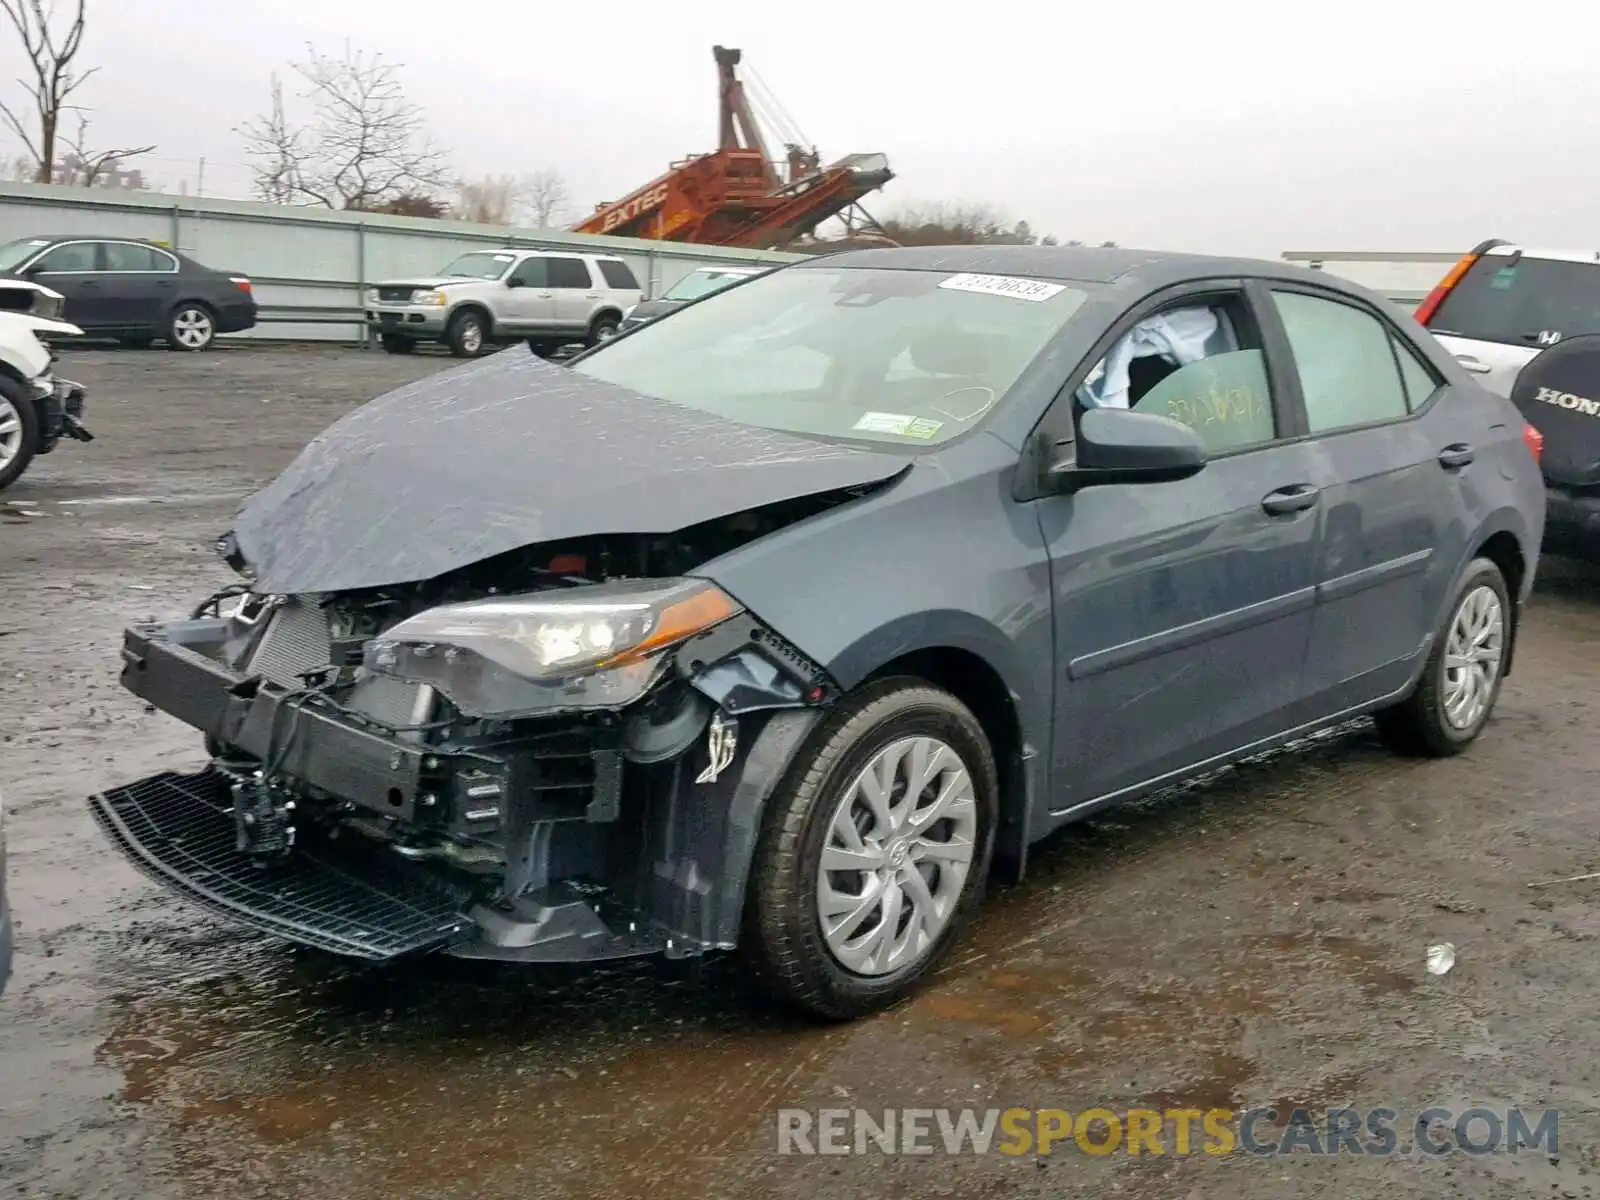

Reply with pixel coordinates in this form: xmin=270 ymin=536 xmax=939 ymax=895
xmin=0 ymin=376 xmax=39 ymax=491
xmin=743 ymin=679 xmax=997 ymax=1020
xmin=446 ymin=309 xmax=487 ymax=358
xmin=166 ymin=304 xmax=216 ymax=351
xmin=1375 ymin=557 xmax=1511 ymax=756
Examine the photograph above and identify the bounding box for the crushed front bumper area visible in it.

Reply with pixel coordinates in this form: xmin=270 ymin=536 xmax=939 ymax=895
xmin=34 ymin=376 xmax=92 ymax=452
xmin=92 ymin=612 xmax=828 ymax=964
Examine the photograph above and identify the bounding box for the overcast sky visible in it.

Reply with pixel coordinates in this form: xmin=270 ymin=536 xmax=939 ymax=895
xmin=3 ymin=0 xmax=1594 ymax=256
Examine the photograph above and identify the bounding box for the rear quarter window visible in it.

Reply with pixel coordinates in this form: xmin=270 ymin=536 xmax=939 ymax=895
xmin=1430 ymin=256 xmax=1600 ymax=347
xmin=597 ymin=259 xmax=639 ymax=290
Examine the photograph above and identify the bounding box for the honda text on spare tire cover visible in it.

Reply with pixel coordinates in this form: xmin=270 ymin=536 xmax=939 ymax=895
xmin=89 ymin=246 xmax=1546 ymax=1020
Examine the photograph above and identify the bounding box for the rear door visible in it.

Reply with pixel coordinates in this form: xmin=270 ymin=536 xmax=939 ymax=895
xmin=100 ymin=241 xmax=178 ymax=328
xmin=1427 ymin=252 xmax=1600 ymax=397
xmin=544 ymin=255 xmax=597 ymax=331
xmin=1264 ymin=284 xmax=1468 ymax=713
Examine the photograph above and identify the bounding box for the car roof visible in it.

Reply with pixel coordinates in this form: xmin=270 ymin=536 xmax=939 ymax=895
xmin=804 ymin=244 xmax=1345 ymax=293
xmin=494 ymin=247 xmax=627 ymax=262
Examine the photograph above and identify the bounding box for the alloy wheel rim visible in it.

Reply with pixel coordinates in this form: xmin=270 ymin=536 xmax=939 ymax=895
xmin=174 ymin=309 xmax=212 ymax=348
xmin=816 ymin=735 xmax=978 ymax=977
xmin=1442 ymin=584 xmax=1504 ymax=731
xmin=0 ymin=396 xmax=20 ymax=467
xmin=461 ymin=321 xmax=482 ymax=352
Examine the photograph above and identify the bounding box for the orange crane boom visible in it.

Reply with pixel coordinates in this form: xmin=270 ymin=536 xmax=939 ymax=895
xmin=572 ymin=46 xmax=892 ymax=249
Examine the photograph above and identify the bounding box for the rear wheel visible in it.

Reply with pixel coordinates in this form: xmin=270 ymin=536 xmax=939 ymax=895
xmin=167 ymin=303 xmax=216 ymax=351
xmin=379 ymin=333 xmax=415 ymax=355
xmin=446 ymin=309 xmax=487 ymax=358
xmin=1375 ymin=557 xmax=1510 ymax=756
xmin=743 ymin=679 xmax=997 ymax=1019
xmin=0 ymin=376 xmax=39 ymax=491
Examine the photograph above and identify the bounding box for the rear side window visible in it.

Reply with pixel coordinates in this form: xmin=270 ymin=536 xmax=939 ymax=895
xmin=1272 ymin=291 xmax=1410 ymax=433
xmin=545 ymin=257 xmax=592 ymax=288
xmin=1430 ymin=255 xmax=1600 ymax=347
xmin=1392 ymin=335 xmax=1439 ymax=409
xmin=104 ymin=243 xmax=172 ymax=271
xmin=596 ymin=259 xmax=639 ymax=289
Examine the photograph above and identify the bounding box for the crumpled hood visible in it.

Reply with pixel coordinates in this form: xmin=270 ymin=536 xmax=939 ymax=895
xmin=230 ymin=351 xmax=912 ymax=595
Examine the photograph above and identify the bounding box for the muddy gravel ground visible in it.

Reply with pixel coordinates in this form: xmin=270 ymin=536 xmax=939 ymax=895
xmin=3 ymin=344 xmax=1599 ymax=1200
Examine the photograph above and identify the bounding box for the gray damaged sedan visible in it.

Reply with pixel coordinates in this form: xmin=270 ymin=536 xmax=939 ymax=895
xmin=90 ymin=247 xmax=1546 ymax=1019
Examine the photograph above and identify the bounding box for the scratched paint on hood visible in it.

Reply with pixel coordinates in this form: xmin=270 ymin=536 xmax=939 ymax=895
xmin=230 ymin=350 xmax=911 ymax=595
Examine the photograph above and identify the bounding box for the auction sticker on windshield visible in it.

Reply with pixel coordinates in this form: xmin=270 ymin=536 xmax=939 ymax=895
xmin=938 ymin=273 xmax=1066 ymax=302
xmin=853 ymin=412 xmax=945 ymax=439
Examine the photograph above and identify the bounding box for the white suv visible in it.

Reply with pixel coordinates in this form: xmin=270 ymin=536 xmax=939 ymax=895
xmin=365 ymin=248 xmax=643 ymax=358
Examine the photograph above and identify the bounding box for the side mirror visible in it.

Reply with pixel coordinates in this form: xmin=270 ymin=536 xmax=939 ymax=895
xmin=505 ymin=276 xmax=525 ymax=289
xmin=1046 ymin=406 xmax=1207 ymax=493
xmin=19 ymin=263 xmax=41 ymax=277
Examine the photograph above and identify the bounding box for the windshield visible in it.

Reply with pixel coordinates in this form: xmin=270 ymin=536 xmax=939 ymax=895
xmin=441 ymin=251 xmax=515 ymax=280
xmin=1430 ymin=255 xmax=1600 ymax=346
xmin=573 ymin=265 xmax=1089 ymax=447
xmin=663 ymin=268 xmax=759 ymax=302
xmin=0 ymin=237 xmax=50 ymax=272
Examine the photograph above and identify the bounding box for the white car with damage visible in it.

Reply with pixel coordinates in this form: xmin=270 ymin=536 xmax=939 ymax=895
xmin=0 ymin=278 xmax=93 ymax=492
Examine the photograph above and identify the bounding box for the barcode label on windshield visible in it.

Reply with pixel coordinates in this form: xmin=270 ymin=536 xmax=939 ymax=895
xmin=938 ymin=273 xmax=1065 ymax=302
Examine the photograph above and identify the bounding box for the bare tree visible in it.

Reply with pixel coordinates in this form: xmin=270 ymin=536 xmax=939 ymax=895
xmin=881 ymin=201 xmax=1059 ymax=247
xmin=454 ymin=174 xmax=519 ymax=225
xmin=59 ymin=111 xmax=151 ymax=186
xmin=0 ymin=0 xmax=91 ymax=182
xmin=452 ymin=169 xmax=570 ymax=227
xmin=239 ymin=41 xmax=450 ymax=210
xmin=522 ymin=168 xmax=568 ymax=228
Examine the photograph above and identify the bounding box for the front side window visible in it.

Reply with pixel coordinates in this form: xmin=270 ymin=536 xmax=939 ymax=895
xmin=1272 ymin=291 xmax=1410 ymax=433
xmin=509 ymin=257 xmax=547 ymax=288
xmin=442 ymin=252 xmax=515 ymax=280
xmin=572 ymin=265 xmax=1090 ymax=447
xmin=1077 ymin=300 xmax=1277 ymax=453
xmin=34 ymin=242 xmax=97 ymax=272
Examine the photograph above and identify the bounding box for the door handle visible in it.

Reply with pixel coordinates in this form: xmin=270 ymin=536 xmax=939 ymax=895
xmin=1454 ymin=355 xmax=1491 ymax=374
xmin=1261 ymin=484 xmax=1320 ymax=515
xmin=585 ymin=293 xmax=600 ymax=299
xmin=537 ymin=292 xmax=552 ymax=298
xmin=1438 ymin=443 xmax=1475 ymax=469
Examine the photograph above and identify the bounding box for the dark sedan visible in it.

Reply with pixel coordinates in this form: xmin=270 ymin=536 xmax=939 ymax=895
xmin=0 ymin=235 xmax=257 ymax=351
xmin=619 ymin=264 xmax=768 ymax=332
xmin=88 ymin=246 xmax=1545 ymax=1020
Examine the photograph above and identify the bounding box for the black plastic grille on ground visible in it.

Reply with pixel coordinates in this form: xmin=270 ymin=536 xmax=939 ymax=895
xmin=88 ymin=768 xmax=468 ymax=960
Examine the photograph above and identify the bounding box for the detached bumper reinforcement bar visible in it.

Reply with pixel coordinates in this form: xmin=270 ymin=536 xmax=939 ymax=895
xmin=89 ymin=767 xmax=470 ymax=960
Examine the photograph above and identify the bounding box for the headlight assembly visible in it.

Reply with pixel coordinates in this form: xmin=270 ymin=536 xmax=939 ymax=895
xmin=411 ymin=289 xmax=448 ymax=307
xmin=365 ymin=578 xmax=743 ymax=719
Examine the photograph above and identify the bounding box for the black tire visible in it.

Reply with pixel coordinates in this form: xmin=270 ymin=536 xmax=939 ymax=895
xmin=1375 ymin=557 xmax=1511 ymax=757
xmin=379 ymin=333 xmax=415 ymax=355
xmin=117 ymin=335 xmax=153 ymax=350
xmin=166 ymin=302 xmax=216 ymax=351
xmin=446 ymin=309 xmax=488 ymax=358
xmin=585 ymin=313 xmax=620 ymax=348
xmin=742 ymin=678 xmax=998 ymax=1020
xmin=526 ymin=338 xmax=554 ymax=357
xmin=0 ymin=375 xmax=39 ymax=491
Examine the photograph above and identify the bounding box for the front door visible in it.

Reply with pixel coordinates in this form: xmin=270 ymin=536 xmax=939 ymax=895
xmin=1040 ymin=286 xmax=1322 ymax=811
xmin=1264 ymin=286 xmax=1465 ymax=711
xmin=501 ymin=256 xmax=554 ymax=331
xmin=26 ymin=241 xmax=105 ymax=328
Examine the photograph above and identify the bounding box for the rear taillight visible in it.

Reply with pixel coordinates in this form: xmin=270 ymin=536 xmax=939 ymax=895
xmin=1413 ymin=238 xmax=1509 ymax=326
xmin=229 ymin=276 xmax=252 ymax=296
xmin=1523 ymin=422 xmax=1544 ymax=463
